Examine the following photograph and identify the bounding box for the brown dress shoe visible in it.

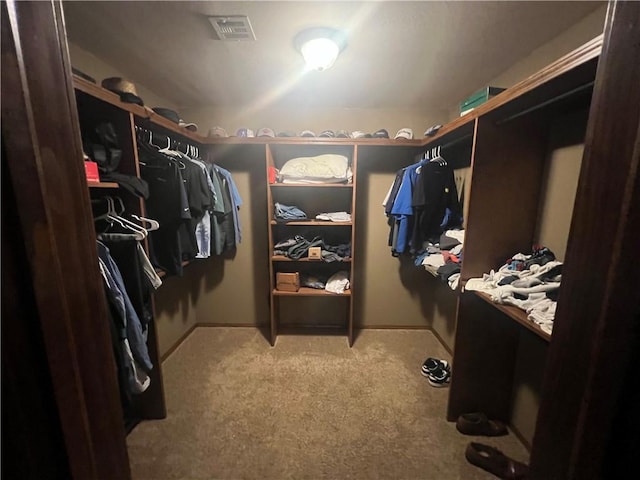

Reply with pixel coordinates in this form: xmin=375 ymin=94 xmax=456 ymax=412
xmin=465 ymin=442 xmax=528 ymax=479
xmin=456 ymin=412 xmax=508 ymax=436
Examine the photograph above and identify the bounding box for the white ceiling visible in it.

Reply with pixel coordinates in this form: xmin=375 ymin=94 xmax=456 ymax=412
xmin=63 ymin=1 xmax=603 ymax=111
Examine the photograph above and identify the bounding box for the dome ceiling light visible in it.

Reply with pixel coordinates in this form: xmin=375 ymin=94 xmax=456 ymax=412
xmin=294 ymin=27 xmax=347 ymax=71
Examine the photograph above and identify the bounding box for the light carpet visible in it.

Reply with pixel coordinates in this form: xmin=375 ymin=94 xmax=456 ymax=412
xmin=127 ymin=327 xmax=528 ymax=479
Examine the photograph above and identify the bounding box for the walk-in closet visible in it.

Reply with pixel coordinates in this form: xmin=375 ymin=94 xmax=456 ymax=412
xmin=2 ymin=1 xmax=639 ymax=479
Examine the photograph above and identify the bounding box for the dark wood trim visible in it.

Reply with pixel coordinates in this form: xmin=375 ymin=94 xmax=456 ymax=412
xmin=475 ymin=292 xmax=551 ymax=342
xmin=197 ymin=323 xmax=270 ymax=328
xmin=73 ymin=75 xmax=205 ymax=145
xmin=429 ymin=327 xmax=453 ymax=356
xmin=529 ymin=2 xmax=640 ymax=478
xmin=359 ymin=325 xmax=431 ymax=330
xmin=1 ymin=1 xmax=130 ymax=478
xmin=160 ymin=324 xmax=198 ymax=362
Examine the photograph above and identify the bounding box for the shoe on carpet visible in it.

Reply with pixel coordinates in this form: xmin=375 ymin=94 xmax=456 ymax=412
xmin=456 ymin=412 xmax=508 ymax=436
xmin=421 ymin=357 xmax=449 ymax=377
xmin=465 ymin=442 xmax=528 ymax=479
xmin=427 ymin=365 xmax=451 ymax=387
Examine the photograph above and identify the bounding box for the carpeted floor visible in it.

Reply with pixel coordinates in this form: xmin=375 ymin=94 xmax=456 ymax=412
xmin=127 ymin=328 xmax=528 ymax=479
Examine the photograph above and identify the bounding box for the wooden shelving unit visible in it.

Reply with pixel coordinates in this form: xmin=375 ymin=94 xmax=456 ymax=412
xmin=443 ymin=32 xmax=607 ymax=456
xmin=266 ymin=143 xmax=357 ymax=346
xmin=270 ymin=220 xmax=352 ymax=226
xmin=475 ymin=291 xmax=551 ymax=342
xmin=270 ymin=183 xmax=353 ymax=188
xmin=272 ymin=288 xmax=352 ymax=297
xmin=87 ymin=181 xmax=119 ymax=188
xmin=271 ymin=255 xmax=352 ymax=263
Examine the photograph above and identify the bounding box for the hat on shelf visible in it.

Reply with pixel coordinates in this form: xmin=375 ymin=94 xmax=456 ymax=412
xmin=336 ymin=130 xmax=351 ymax=138
xmin=151 ymin=107 xmax=199 ymax=132
xmin=208 ymin=126 xmax=228 ymax=138
xmin=424 ymin=124 xmax=442 ymax=137
xmin=101 ymin=77 xmax=144 ymax=106
xmin=179 ymin=120 xmax=198 ymax=132
xmin=236 ymin=128 xmax=255 ymax=137
xmin=277 ymin=130 xmax=297 ymax=137
xmin=319 ymin=130 xmax=336 ymax=138
xmin=394 ymin=128 xmax=414 ymax=140
xmin=351 ymin=130 xmax=368 ymax=139
xmin=373 ymin=128 xmax=390 ymax=138
xmin=257 ymin=127 xmax=276 ymax=137
xmin=152 ymin=107 xmax=179 ymax=124
xmin=300 ymin=130 xmax=316 ymax=137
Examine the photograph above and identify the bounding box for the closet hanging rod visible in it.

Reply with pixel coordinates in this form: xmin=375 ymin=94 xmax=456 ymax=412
xmin=424 ymin=132 xmax=473 ymax=153
xmin=495 ymin=80 xmax=595 ymax=126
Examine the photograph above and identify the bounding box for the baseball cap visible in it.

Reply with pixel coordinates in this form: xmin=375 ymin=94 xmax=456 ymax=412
xmin=424 ymin=124 xmax=443 ymax=137
xmin=102 ymin=77 xmax=144 ymax=106
xmin=179 ymin=120 xmax=198 ymax=132
xmin=352 ymin=131 xmax=368 ymax=139
xmin=257 ymin=127 xmax=275 ymax=137
xmin=300 ymin=130 xmax=316 ymax=137
xmin=336 ymin=130 xmax=351 ymax=138
xmin=373 ymin=129 xmax=389 ymax=138
xmin=208 ymin=127 xmax=228 ymax=137
xmin=277 ymin=131 xmax=296 ymax=137
xmin=394 ymin=128 xmax=413 ymax=140
xmin=319 ymin=130 xmax=336 ymax=138
xmin=236 ymin=128 xmax=255 ymax=137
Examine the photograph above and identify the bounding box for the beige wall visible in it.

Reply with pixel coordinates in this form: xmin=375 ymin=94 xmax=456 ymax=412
xmin=448 ymin=5 xmax=607 ymax=120
xmin=154 ymin=270 xmax=199 ymax=357
xmin=355 ymin=165 xmax=457 ymax=331
xmin=180 ymin=106 xmax=446 ymax=142
xmin=67 ymin=42 xmax=179 ymax=111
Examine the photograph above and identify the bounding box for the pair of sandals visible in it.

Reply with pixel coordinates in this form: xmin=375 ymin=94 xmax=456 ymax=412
xmin=457 ymin=413 xmax=528 ymax=479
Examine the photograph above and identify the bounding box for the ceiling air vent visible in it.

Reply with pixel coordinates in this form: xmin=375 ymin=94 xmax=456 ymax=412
xmin=208 ymin=15 xmax=256 ymax=41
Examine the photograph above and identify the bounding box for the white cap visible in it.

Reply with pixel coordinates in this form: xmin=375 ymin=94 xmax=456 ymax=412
xmin=394 ymin=128 xmax=413 ymax=140
xmin=257 ymin=127 xmax=275 ymax=137
xmin=208 ymin=126 xmax=228 ymax=137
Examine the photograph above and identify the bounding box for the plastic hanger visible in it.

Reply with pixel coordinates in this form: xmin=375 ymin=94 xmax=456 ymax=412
xmin=104 ymin=196 xmax=147 ymax=240
xmin=131 ymin=213 xmax=160 ymax=231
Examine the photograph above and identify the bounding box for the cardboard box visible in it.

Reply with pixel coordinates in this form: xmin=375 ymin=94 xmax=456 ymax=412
xmin=308 ymin=246 xmax=322 ymax=259
xmin=276 ymin=272 xmax=300 ymax=292
xmin=459 ymin=86 xmax=506 ymax=116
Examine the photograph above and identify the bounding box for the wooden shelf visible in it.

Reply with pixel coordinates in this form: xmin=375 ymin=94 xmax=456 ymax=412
xmin=271 ymin=220 xmax=352 ymax=226
xmin=155 ymin=260 xmax=192 ymax=279
xmin=208 ymin=136 xmax=424 ymax=147
xmin=270 ymin=183 xmax=353 ymax=188
xmin=73 ymin=75 xmax=206 ymax=145
xmin=474 ymin=291 xmax=551 ymax=342
xmin=273 ymin=287 xmax=351 ymax=297
xmin=87 ymin=181 xmax=119 ymax=189
xmin=272 ymin=255 xmax=351 ymax=262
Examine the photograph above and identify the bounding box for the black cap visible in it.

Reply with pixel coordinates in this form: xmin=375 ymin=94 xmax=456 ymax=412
xmin=373 ymin=129 xmax=389 ymax=138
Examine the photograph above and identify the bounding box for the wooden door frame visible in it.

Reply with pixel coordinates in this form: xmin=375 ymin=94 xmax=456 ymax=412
xmin=529 ymin=1 xmax=640 ymax=478
xmin=1 ymin=1 xmax=130 ymax=478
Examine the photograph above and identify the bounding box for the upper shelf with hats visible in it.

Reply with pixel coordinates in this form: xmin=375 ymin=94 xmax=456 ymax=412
xmin=72 ymin=75 xmax=206 ymax=145
xmin=73 ymin=33 xmax=601 ymax=152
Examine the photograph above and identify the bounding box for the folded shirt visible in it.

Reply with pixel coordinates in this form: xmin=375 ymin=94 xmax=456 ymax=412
xmin=315 ymin=212 xmax=351 ymax=222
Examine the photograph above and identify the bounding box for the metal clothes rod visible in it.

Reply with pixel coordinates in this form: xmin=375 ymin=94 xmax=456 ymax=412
xmin=495 ymin=81 xmax=595 ymax=126
xmin=424 ymin=132 xmax=473 ymax=153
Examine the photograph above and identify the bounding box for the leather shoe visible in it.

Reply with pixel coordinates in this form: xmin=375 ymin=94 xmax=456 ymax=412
xmin=456 ymin=412 xmax=508 ymax=436
xmin=465 ymin=442 xmax=528 ymax=479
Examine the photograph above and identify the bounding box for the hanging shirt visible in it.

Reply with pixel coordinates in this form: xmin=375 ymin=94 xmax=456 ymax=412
xmin=215 ymin=165 xmax=243 ymax=247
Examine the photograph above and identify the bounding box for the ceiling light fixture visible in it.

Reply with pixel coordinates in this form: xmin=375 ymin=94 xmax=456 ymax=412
xmin=294 ymin=27 xmax=347 ymax=71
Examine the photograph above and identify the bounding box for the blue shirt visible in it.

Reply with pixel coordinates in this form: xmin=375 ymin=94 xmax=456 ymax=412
xmin=215 ymin=166 xmax=243 ymax=246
